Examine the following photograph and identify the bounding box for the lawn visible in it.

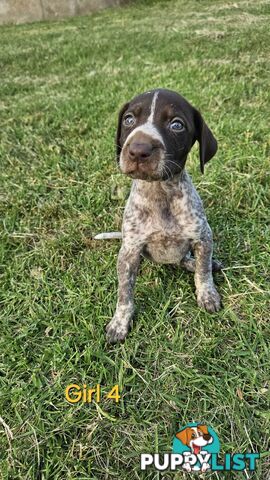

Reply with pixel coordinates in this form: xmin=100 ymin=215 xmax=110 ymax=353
xmin=0 ymin=0 xmax=270 ymax=478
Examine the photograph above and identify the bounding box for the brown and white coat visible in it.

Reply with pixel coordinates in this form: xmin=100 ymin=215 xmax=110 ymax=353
xmin=95 ymin=89 xmax=222 ymax=343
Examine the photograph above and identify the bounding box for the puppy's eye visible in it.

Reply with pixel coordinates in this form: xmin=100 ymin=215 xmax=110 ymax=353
xmin=170 ymin=118 xmax=185 ymax=131
xmin=123 ymin=113 xmax=136 ymax=127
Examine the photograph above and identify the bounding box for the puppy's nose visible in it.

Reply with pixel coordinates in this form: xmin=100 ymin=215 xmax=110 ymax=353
xmin=129 ymin=142 xmax=153 ymax=162
xmin=203 ymin=434 xmax=212 ymax=441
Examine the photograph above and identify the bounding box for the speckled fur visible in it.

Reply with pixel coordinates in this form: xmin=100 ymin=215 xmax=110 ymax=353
xmin=106 ymin=89 xmax=222 ymax=343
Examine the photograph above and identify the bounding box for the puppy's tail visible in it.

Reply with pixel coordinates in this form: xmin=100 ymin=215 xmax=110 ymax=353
xmin=93 ymin=232 xmax=122 ymax=240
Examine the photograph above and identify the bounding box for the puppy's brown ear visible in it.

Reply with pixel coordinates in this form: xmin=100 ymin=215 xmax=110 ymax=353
xmin=193 ymin=108 xmax=218 ymax=174
xmin=198 ymin=425 xmax=208 ymax=435
xmin=116 ymin=102 xmax=129 ymax=161
xmin=176 ymin=428 xmax=188 ymax=445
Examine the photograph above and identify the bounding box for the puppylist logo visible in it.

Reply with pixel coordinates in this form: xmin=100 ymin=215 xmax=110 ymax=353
xmin=141 ymin=422 xmax=260 ymax=472
xmin=172 ymin=423 xmax=219 ymax=472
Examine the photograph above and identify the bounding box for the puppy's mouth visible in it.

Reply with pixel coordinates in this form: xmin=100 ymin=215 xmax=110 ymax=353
xmin=120 ymin=145 xmax=165 ymax=181
xmin=192 ymin=444 xmax=201 ymax=455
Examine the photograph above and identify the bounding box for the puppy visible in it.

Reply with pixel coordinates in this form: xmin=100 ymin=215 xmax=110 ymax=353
xmin=95 ymin=88 xmax=222 ymax=343
xmin=176 ymin=424 xmax=213 ymax=472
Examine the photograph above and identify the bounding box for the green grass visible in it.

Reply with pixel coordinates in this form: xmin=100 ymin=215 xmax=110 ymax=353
xmin=0 ymin=0 xmax=270 ymax=478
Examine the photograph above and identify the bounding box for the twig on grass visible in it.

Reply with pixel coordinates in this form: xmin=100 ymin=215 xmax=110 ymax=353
xmin=0 ymin=415 xmax=13 ymax=464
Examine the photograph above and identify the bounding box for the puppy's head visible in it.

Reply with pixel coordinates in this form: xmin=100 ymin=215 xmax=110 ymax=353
xmin=176 ymin=425 xmax=213 ymax=454
xmin=116 ymin=88 xmax=217 ymax=181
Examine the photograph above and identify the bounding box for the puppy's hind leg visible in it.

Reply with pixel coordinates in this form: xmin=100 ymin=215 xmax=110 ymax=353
xmin=181 ymin=253 xmax=223 ymax=273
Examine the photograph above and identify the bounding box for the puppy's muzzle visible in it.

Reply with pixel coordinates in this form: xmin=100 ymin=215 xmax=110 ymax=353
xmin=128 ymin=141 xmax=153 ymax=163
xmin=120 ymin=132 xmax=165 ymax=180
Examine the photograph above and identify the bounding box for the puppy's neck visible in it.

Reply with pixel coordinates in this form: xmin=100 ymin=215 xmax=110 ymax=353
xmin=133 ymin=170 xmax=189 ymax=199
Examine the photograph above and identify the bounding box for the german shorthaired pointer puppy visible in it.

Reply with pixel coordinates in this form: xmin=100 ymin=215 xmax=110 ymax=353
xmin=95 ymin=88 xmax=222 ymax=343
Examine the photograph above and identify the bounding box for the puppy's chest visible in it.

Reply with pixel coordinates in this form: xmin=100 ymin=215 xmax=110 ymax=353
xmin=141 ymin=197 xmax=199 ymax=264
xmin=137 ymin=195 xmax=201 ymax=240
xmin=124 ymin=190 xmax=203 ymax=246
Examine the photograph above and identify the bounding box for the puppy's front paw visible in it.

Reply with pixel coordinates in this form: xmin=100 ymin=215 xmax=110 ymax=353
xmin=106 ymin=316 xmax=129 ymax=344
xmin=197 ymin=286 xmax=221 ymax=313
xmin=201 ymin=463 xmax=211 ymax=472
xmin=183 ymin=463 xmax=192 ymax=472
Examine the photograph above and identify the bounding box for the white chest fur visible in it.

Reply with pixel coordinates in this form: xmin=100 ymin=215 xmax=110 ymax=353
xmin=122 ymin=171 xmax=206 ymax=264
